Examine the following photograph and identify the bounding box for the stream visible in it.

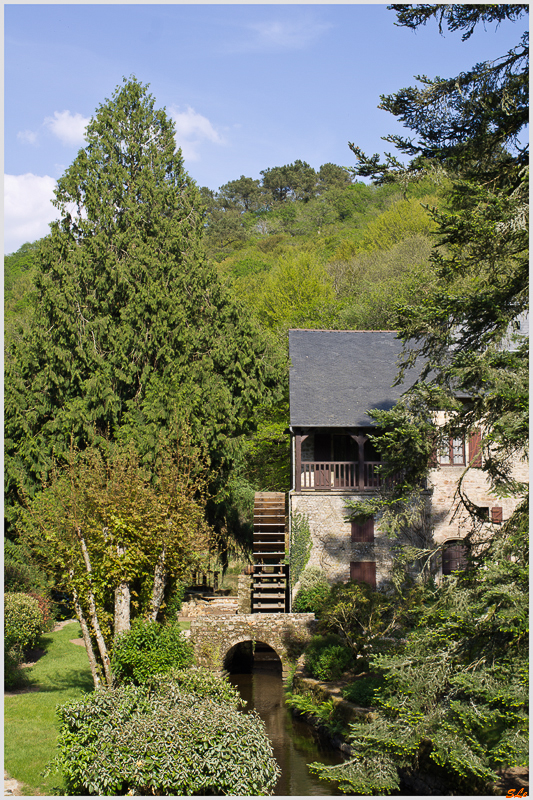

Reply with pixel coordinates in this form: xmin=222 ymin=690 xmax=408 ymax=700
xmin=229 ymin=662 xmax=345 ymax=796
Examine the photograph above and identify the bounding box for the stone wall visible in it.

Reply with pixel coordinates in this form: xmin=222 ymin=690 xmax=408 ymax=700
xmin=290 ymin=493 xmax=393 ymax=588
xmin=430 ymin=412 xmax=528 ymax=544
xmin=190 ymin=613 xmax=316 ymax=679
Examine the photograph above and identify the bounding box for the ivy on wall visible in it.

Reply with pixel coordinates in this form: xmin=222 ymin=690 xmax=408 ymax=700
xmin=290 ymin=512 xmax=312 ymax=588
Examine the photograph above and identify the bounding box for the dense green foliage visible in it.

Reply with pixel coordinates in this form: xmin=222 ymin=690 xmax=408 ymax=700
xmin=19 ymin=436 xmax=212 ymax=687
xmin=304 ymin=634 xmax=355 ymax=682
xmin=111 ymin=618 xmax=193 ymax=685
xmin=48 ymin=671 xmax=280 ymax=795
xmin=342 ymin=675 xmax=385 ymax=708
xmin=310 ymin=512 xmax=529 ymax=794
xmin=292 ymin=566 xmax=331 ymax=614
xmin=4 ymin=592 xmax=46 ymax=687
xmin=5 ymin=77 xmax=282 ymax=537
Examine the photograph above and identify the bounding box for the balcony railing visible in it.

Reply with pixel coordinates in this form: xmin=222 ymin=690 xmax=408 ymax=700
xmin=298 ymin=460 xmax=383 ymax=491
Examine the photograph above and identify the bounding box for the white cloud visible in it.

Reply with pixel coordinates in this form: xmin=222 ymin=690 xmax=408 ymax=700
xmin=17 ymin=129 xmax=39 ymax=145
xmin=230 ymin=19 xmax=332 ymax=52
xmin=4 ymin=174 xmax=59 ymax=254
xmin=169 ymin=106 xmax=224 ymax=161
xmin=44 ymin=110 xmax=90 ymax=146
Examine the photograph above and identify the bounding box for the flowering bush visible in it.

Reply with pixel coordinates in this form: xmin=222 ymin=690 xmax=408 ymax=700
xmin=48 ymin=672 xmax=280 ymax=795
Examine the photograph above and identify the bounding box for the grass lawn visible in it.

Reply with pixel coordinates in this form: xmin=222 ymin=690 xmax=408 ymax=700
xmin=4 ymin=621 xmax=93 ymax=795
xmin=4 ymin=617 xmax=195 ymax=794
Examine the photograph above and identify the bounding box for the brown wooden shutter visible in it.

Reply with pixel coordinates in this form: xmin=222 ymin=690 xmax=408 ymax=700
xmin=491 ymin=506 xmax=503 ymax=524
xmin=351 ymin=518 xmax=375 ymax=542
xmin=442 ymin=542 xmax=468 ymax=575
xmin=350 ymin=561 xmax=376 ymax=588
xmin=469 ymin=430 xmax=482 ymax=467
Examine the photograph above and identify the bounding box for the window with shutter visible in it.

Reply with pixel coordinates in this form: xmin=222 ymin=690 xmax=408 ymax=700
xmin=442 ymin=541 xmax=468 ymax=575
xmin=351 ymin=518 xmax=374 ymax=542
xmin=491 ymin=506 xmax=503 ymax=524
xmin=438 ymin=435 xmax=465 ymax=465
xmin=468 ymin=430 xmax=482 ymax=467
xmin=350 ymin=561 xmax=376 ymax=588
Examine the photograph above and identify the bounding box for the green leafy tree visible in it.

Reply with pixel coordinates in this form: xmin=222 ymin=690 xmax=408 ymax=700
xmin=19 ymin=436 xmax=212 ymax=688
xmin=260 ymin=159 xmax=318 ymax=203
xmin=217 ymin=175 xmax=266 ymax=212
xmin=253 ymin=250 xmax=338 ymax=332
xmin=5 ymin=77 xmax=282 ymax=533
xmin=317 ymin=162 xmax=353 ymax=192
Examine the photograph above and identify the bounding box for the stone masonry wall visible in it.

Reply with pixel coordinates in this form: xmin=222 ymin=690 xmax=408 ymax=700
xmin=290 ymin=493 xmax=393 ymax=588
xmin=190 ymin=613 xmax=316 ymax=679
xmin=430 ymin=411 xmax=528 ymax=545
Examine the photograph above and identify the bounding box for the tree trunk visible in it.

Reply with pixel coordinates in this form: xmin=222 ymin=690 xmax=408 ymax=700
xmin=71 ymin=578 xmax=101 ymax=690
xmin=77 ymin=529 xmax=113 ymax=686
xmin=114 ymin=543 xmax=131 ymax=636
xmin=114 ymin=582 xmax=131 ymax=635
xmin=150 ymin=547 xmax=167 ymax=621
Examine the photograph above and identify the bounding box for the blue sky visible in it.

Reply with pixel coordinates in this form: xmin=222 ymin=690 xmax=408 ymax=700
xmin=4 ymin=3 xmax=527 ymax=254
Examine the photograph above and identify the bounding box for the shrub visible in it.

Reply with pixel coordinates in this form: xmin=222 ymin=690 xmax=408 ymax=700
xmin=293 ymin=582 xmax=331 ymax=614
xmin=48 ymin=674 xmax=280 ymax=795
xmin=4 ymin=592 xmax=46 ymax=689
xmin=169 ymin=666 xmax=243 ymax=708
xmin=342 ymin=675 xmax=385 ymax=707
xmin=4 ymin=592 xmax=45 ymax=654
xmin=111 ymin=618 xmax=193 ymax=685
xmin=160 ymin=582 xmax=186 ymax=623
xmin=293 ymin=565 xmax=331 ymax=614
xmin=305 ymin=634 xmax=354 ymax=681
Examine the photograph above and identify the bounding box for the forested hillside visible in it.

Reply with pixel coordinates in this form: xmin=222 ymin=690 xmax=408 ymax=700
xmin=5 ymin=166 xmax=443 ymax=341
xmin=5 ymin=159 xmax=445 ymax=508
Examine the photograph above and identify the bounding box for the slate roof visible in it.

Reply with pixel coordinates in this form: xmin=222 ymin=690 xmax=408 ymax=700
xmin=289 ymin=329 xmax=422 ymax=428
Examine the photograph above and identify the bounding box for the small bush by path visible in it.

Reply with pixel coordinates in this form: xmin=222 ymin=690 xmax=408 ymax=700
xmin=4 ymin=621 xmax=93 ymax=795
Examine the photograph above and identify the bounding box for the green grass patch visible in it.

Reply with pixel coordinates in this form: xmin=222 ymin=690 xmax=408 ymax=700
xmin=4 ymin=621 xmax=93 ymax=795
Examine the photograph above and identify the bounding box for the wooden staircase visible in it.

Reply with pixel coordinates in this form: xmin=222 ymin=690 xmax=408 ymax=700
xmin=252 ymin=492 xmax=290 ymax=613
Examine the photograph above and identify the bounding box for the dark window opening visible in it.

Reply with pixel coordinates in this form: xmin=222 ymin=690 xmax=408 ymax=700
xmin=314 ymin=433 xmax=331 ymax=461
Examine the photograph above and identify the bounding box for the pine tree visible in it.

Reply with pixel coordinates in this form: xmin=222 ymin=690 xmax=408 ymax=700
xmin=5 ymin=77 xmax=281 ymax=532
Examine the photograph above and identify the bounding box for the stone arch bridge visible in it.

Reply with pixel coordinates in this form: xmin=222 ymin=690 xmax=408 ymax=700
xmin=190 ymin=613 xmax=316 ymax=680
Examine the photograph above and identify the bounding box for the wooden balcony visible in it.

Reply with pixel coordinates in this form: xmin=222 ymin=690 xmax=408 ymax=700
xmin=297 ymin=460 xmax=383 ymax=491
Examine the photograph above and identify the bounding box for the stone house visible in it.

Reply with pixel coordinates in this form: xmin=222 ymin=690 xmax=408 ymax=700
xmin=288 ymin=328 xmax=527 ymax=592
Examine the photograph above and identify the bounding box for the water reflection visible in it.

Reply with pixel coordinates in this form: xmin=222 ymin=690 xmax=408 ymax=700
xmin=229 ymin=665 xmax=345 ymax=796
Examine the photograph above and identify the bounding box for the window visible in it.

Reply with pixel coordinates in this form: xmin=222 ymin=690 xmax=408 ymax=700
xmin=351 ymin=518 xmax=374 ymax=542
xmin=438 ymin=436 xmax=465 ymax=466
xmin=350 ymin=561 xmax=376 ymax=588
xmin=442 ymin=541 xmax=468 ymax=575
xmin=491 ymin=506 xmax=503 ymax=524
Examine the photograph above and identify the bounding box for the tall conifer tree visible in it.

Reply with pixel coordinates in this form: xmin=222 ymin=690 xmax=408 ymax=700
xmin=5 ymin=77 xmax=281 ymax=530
